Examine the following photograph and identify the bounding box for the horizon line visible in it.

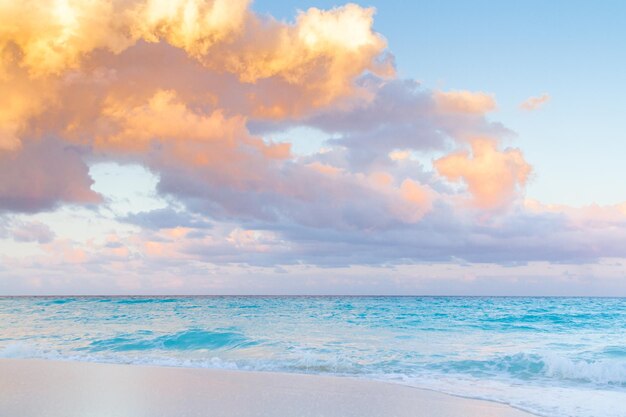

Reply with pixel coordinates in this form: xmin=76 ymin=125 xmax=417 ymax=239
xmin=1 ymin=294 xmax=624 ymax=298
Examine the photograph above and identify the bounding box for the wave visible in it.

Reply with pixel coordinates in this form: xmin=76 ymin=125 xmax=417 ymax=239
xmin=114 ymin=298 xmax=179 ymax=305
xmin=542 ymin=353 xmax=626 ymax=385
xmin=0 ymin=342 xmax=242 ymax=370
xmin=433 ymin=352 xmax=626 ymax=387
xmin=84 ymin=329 xmax=257 ymax=352
xmin=602 ymin=346 xmax=626 ymax=357
xmin=3 ymin=342 xmax=626 ymax=417
xmin=0 ymin=342 xmax=56 ymax=359
xmin=4 ymin=338 xmax=625 ymax=387
xmin=35 ymin=298 xmax=78 ymax=306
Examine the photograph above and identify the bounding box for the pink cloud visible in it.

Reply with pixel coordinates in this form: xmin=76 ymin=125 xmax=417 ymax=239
xmin=11 ymin=221 xmax=55 ymax=244
xmin=0 ymin=139 xmax=101 ymax=213
xmin=520 ymin=93 xmax=550 ymax=111
xmin=435 ymin=138 xmax=531 ymax=210
xmin=434 ymin=90 xmax=497 ymax=114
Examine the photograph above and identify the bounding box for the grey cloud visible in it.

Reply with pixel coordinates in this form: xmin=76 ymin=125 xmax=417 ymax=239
xmin=178 ymin=201 xmax=626 ymax=268
xmin=0 ymin=139 xmax=101 ymax=213
xmin=156 ymin=159 xmax=419 ymax=232
xmin=251 ymin=77 xmax=512 ymax=167
xmin=306 ymin=78 xmax=512 ymax=170
xmin=11 ymin=221 xmax=56 ymax=244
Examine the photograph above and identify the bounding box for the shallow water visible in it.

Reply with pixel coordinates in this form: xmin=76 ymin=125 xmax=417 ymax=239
xmin=1 ymin=296 xmax=625 ymax=417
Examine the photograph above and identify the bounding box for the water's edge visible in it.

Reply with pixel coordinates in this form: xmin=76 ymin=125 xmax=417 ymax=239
xmin=0 ymin=356 xmax=544 ymax=417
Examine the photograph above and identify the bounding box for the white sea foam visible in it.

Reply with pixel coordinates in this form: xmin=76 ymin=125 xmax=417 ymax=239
xmin=541 ymin=352 xmax=626 ymax=385
xmin=394 ymin=373 xmax=626 ymax=417
xmin=0 ymin=343 xmax=60 ymax=360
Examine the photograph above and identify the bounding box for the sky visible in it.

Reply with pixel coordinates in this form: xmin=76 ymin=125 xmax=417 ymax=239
xmin=1 ymin=0 xmax=626 ymax=295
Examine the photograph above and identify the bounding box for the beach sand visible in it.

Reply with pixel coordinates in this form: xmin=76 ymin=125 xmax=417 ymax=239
xmin=0 ymin=359 xmax=535 ymax=417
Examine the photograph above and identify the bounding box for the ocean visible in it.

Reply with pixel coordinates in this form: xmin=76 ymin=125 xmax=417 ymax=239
xmin=1 ymin=296 xmax=624 ymax=417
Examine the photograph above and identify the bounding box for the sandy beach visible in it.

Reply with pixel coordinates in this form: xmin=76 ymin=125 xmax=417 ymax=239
xmin=0 ymin=359 xmax=535 ymax=417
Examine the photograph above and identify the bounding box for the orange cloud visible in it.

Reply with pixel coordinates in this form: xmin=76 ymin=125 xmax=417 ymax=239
xmin=207 ymin=4 xmax=393 ymax=115
xmin=0 ymin=0 xmax=391 ymax=152
xmin=520 ymin=93 xmax=550 ymax=111
xmin=435 ymin=138 xmax=531 ymax=209
xmin=0 ymin=0 xmax=130 ymax=77
xmin=306 ymin=162 xmax=343 ymax=177
xmin=0 ymin=58 xmax=59 ymax=150
xmin=0 ymin=1 xmax=401 ymax=219
xmin=0 ymin=0 xmax=506 ymax=231
xmin=434 ymin=90 xmax=496 ymax=114
xmin=96 ymin=89 xmax=248 ymax=153
xmin=396 ymin=179 xmax=434 ymax=222
xmin=363 ymin=173 xmax=434 ymax=223
xmin=94 ymin=89 xmax=292 ymax=192
xmin=130 ymin=0 xmax=250 ymax=57
xmin=525 ymin=199 xmax=626 ymax=226
xmin=389 ymin=150 xmax=411 ymax=161
xmin=1 ymin=0 xmax=390 ymax=119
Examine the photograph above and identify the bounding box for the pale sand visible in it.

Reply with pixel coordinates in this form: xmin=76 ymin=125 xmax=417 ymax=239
xmin=0 ymin=359 xmax=535 ymax=417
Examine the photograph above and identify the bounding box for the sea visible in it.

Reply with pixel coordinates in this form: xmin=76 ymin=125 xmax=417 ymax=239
xmin=1 ymin=296 xmax=625 ymax=417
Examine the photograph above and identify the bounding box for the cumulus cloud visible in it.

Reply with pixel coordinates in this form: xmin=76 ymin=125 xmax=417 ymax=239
xmin=0 ymin=0 xmax=391 ymax=136
xmin=520 ymin=93 xmax=550 ymax=111
xmin=435 ymin=138 xmax=531 ymax=210
xmin=288 ymin=79 xmax=510 ymax=170
xmin=0 ymin=139 xmax=101 ymax=213
xmin=129 ymin=0 xmax=250 ymax=57
xmin=0 ymin=0 xmax=398 ymax=216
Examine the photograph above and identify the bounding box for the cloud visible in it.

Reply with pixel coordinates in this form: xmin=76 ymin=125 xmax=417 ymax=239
xmin=434 ymin=90 xmax=497 ymax=114
xmin=0 ymin=53 xmax=58 ymax=151
xmin=155 ymin=157 xmax=436 ymax=230
xmin=0 ymin=139 xmax=101 ymax=213
xmin=123 ymin=207 xmax=213 ymax=230
xmin=1 ymin=0 xmax=391 ymax=129
xmin=4 ymin=257 xmax=626 ymax=296
xmin=525 ymin=199 xmax=626 ymax=228
xmin=9 ymin=197 xmax=626 ymax=272
xmin=0 ymin=0 xmax=544 ymax=262
xmin=0 ymin=0 xmax=395 ymax=216
xmin=388 ymin=150 xmax=411 ymax=161
xmin=286 ymin=79 xmax=510 ymax=170
xmin=435 ymin=138 xmax=531 ymax=210
xmin=129 ymin=0 xmax=250 ymax=57
xmin=10 ymin=221 xmax=56 ymax=244
xmin=520 ymin=93 xmax=550 ymax=111
xmin=0 ymin=0 xmax=130 ymax=77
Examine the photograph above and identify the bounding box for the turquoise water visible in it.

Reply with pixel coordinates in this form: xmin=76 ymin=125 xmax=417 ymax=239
xmin=1 ymin=296 xmax=625 ymax=417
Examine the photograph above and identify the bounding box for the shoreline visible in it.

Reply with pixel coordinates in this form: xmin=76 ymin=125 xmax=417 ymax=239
xmin=0 ymin=358 xmax=536 ymax=417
